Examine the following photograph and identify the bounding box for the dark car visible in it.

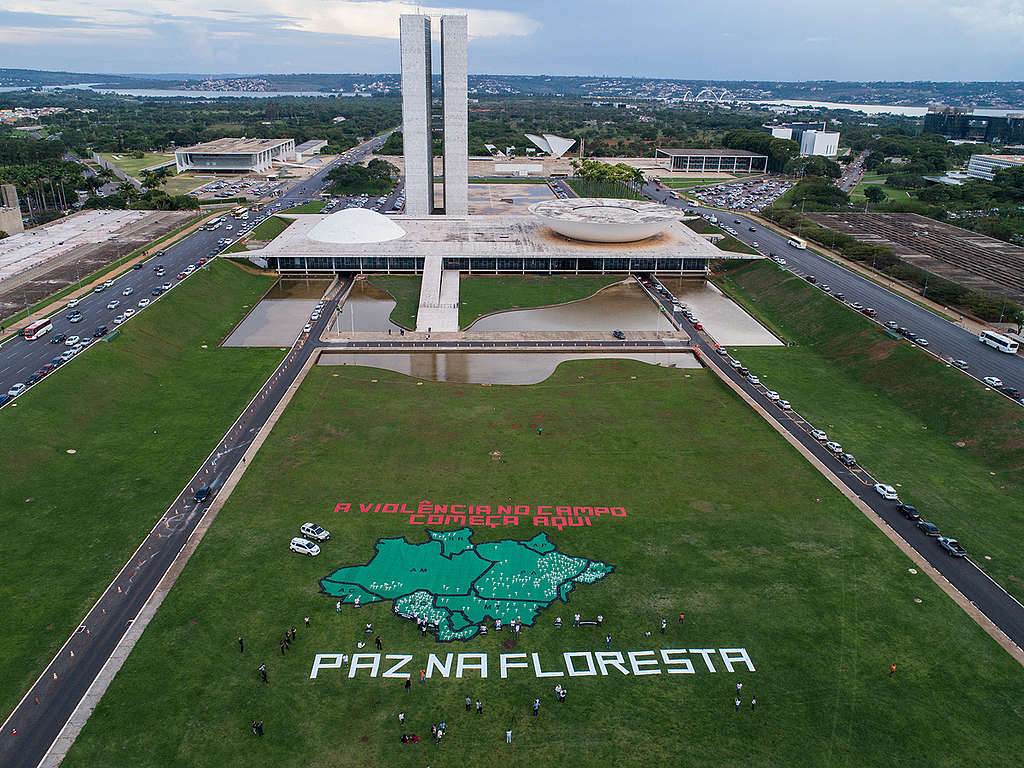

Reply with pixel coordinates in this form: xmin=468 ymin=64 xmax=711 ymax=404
xmin=897 ymin=503 xmax=921 ymax=521
xmin=50 ymin=356 xmax=64 ymax=367
xmin=26 ymin=372 xmax=40 ymax=385
xmin=151 ymin=287 xmax=163 ymax=296
xmin=738 ymin=367 xmax=750 ymax=377
xmin=612 ymin=330 xmax=625 ymax=340
xmin=1001 ymin=386 xmax=1021 ymax=398
xmin=132 ymin=262 xmax=144 ymax=270
xmin=806 ymin=275 xmax=817 ymax=284
xmin=193 ymin=487 xmax=211 ymax=504
xmin=917 ymin=520 xmax=940 ymax=536
xmin=0 ymin=393 xmax=10 ymax=407
xmin=93 ymin=325 xmax=108 ymax=338
xmin=840 ymin=453 xmax=856 ymax=467
xmin=50 ymin=333 xmax=67 ymax=344
xmin=834 ymin=293 xmax=846 ymax=302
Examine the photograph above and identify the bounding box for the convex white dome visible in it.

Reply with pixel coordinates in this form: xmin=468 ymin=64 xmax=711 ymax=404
xmin=307 ymin=208 xmax=407 ymax=244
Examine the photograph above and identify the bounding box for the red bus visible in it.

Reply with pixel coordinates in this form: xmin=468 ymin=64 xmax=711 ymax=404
xmin=20 ymin=319 xmax=53 ymax=340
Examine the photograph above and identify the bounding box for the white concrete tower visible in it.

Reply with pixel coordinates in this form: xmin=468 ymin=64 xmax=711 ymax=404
xmin=441 ymin=15 xmax=468 ymax=216
xmin=399 ymin=14 xmax=433 ymax=217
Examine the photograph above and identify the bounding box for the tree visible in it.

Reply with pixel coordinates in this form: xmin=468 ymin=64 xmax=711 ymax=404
xmin=0 ymin=230 xmax=8 ymax=239
xmin=864 ymin=186 xmax=887 ymax=204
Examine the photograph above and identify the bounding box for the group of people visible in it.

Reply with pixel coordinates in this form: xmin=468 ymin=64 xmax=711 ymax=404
xmin=245 ymin=616 xmax=311 ymax=735
xmin=733 ymin=682 xmax=756 ymax=712
xmin=554 ymin=684 xmax=567 ymax=702
xmin=564 ymin=613 xmax=604 ymax=627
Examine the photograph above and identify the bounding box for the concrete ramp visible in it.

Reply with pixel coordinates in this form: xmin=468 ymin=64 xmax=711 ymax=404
xmin=415 ymin=256 xmax=459 ymax=332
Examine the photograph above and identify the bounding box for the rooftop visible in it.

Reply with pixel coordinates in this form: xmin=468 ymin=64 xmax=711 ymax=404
xmin=656 ymin=148 xmax=767 ymax=157
xmin=979 ymin=154 xmax=1024 ymax=163
xmin=529 ymin=198 xmax=680 ymax=243
xmin=295 ymin=140 xmax=328 ymax=153
xmin=258 ymin=211 xmax=732 ymax=261
xmin=177 ymin=137 xmax=294 ymax=155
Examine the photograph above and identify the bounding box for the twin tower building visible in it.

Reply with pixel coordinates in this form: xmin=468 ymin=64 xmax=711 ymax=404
xmin=399 ymin=14 xmax=468 ymax=217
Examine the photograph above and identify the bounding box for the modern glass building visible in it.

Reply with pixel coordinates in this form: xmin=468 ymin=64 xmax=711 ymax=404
xmin=656 ymin=148 xmax=768 ymax=173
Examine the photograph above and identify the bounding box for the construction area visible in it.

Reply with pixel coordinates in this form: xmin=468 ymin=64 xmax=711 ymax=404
xmin=806 ymin=212 xmax=1024 ymax=302
xmin=0 ymin=209 xmax=197 ymax=320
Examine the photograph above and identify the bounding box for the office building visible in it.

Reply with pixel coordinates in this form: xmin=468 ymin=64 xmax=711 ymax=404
xmin=656 ymin=148 xmax=768 ymax=173
xmin=400 ymin=13 xmax=468 ymax=216
xmin=924 ymin=107 xmax=1024 ymax=144
xmin=174 ymin=138 xmax=296 ymax=174
xmin=763 ymin=122 xmax=839 ymax=156
xmin=966 ymin=154 xmax=1024 ymax=181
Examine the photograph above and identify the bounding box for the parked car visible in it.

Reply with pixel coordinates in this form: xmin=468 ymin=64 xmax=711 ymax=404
xmin=764 ymin=390 xmax=780 ymax=401
xmin=824 ymin=441 xmax=843 ymax=454
xmin=937 ymin=537 xmax=966 ymax=557
xmin=952 ymin=359 xmax=969 ymax=370
xmin=777 ymin=400 xmax=792 ymax=411
xmin=874 ymin=483 xmax=899 ymax=500
xmin=290 ymin=537 xmax=321 ymax=557
xmin=747 ymin=374 xmax=760 ymax=385
xmin=65 ymin=335 xmax=80 ymax=346
xmin=612 ymin=330 xmax=626 ymax=340
xmin=897 ymin=503 xmax=921 ymax=520
xmin=983 ymin=376 xmax=1004 ymax=388
xmin=810 ymin=429 xmax=828 ymax=441
xmin=193 ymin=487 xmax=211 ymax=504
xmin=915 ymin=338 xmax=929 ymax=347
xmin=840 ymin=453 xmax=856 ymax=467
xmin=917 ymin=520 xmax=940 ymax=536
xmin=300 ymin=522 xmax=331 ymax=542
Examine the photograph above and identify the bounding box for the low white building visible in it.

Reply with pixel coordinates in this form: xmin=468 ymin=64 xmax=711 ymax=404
xmin=799 ymin=130 xmax=840 ymax=157
xmin=174 ymin=137 xmax=296 ymax=174
xmin=966 ymin=154 xmax=1024 ymax=181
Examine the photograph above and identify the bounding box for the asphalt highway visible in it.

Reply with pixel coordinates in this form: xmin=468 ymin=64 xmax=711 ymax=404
xmin=635 ymin=272 xmax=1024 ymax=656
xmin=644 ymin=181 xmax=1024 ymax=405
xmin=0 ymin=278 xmax=349 ymax=768
xmin=0 ymin=133 xmax=390 ymax=402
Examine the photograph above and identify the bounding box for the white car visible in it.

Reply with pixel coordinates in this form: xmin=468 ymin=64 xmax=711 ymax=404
xmin=67 ymin=298 xmax=80 ymax=308
xmin=289 ymin=537 xmax=320 ymax=557
xmin=106 ymin=300 xmax=120 ymax=310
xmin=777 ymin=400 xmax=792 ymax=411
xmin=114 ymin=314 xmax=126 ymax=325
xmin=874 ymin=483 xmax=899 ymax=501
xmin=729 ymin=359 xmax=742 ymax=370
xmin=123 ymin=308 xmax=135 ymax=318
xmin=764 ymin=390 xmax=780 ymax=401
xmin=161 ymin=282 xmax=172 ymax=291
xmin=138 ymin=298 xmax=150 ymax=307
xmin=303 ymin=323 xmax=312 ymax=333
xmin=982 ymin=376 xmax=1003 ymax=388
xmin=300 ymin=522 xmax=331 ymax=542
xmin=810 ymin=429 xmax=828 ymax=441
xmin=59 ymin=349 xmax=75 ymax=362
xmin=122 ymin=286 xmax=134 ymax=296
xmin=825 ymin=441 xmax=844 ymax=454
xmin=747 ymin=374 xmax=760 ymax=385
xmin=7 ymin=383 xmax=26 ymax=397
xmin=65 ymin=335 xmax=80 ymax=346
xmin=103 ymin=279 xmax=114 ymax=288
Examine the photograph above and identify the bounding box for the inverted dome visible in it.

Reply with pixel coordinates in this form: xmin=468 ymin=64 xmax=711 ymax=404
xmin=307 ymin=208 xmax=407 ymax=245
xmin=529 ymin=198 xmax=679 ymax=243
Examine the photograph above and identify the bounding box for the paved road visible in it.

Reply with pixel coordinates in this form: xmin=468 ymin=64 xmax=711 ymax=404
xmin=0 ymin=133 xmax=390 ymax=403
xmin=643 ymin=181 xmax=1024 ymax=404
xmin=635 ymin=272 xmax=1024 ymax=657
xmin=838 ymin=150 xmax=870 ymax=192
xmin=0 ymin=277 xmax=350 ymax=768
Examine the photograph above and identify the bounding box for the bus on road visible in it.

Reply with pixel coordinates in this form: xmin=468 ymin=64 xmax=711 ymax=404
xmin=978 ymin=329 xmax=1019 ymax=354
xmin=787 ymin=236 xmax=807 ymax=249
xmin=20 ymin=319 xmax=53 ymax=340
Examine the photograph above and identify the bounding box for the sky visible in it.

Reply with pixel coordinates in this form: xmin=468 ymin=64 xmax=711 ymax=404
xmin=1 ymin=0 xmax=1023 ymax=81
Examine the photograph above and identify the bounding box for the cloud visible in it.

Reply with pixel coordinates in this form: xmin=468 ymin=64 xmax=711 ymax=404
xmin=0 ymin=0 xmax=540 ymax=43
xmin=948 ymin=0 xmax=1024 ymax=41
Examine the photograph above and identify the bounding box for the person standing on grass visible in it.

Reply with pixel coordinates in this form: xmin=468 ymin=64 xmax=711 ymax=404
xmin=734 ymin=698 xmax=740 ymax=712
xmin=533 ymin=699 xmax=540 ymax=716
xmin=661 ymin=618 xmax=667 ymax=634
xmin=751 ymin=697 xmax=757 ymax=711
xmin=476 ymin=699 xmax=483 ymax=715
xmin=889 ymin=663 xmax=897 ymax=678
xmin=605 ymin=635 xmax=612 ymax=649
xmin=404 ymin=678 xmax=411 ymax=692
xmin=506 ymin=728 xmax=512 ymax=744
xmin=376 ymin=635 xmax=383 ymax=651
xmin=238 ymin=636 xmax=244 ymax=653
xmin=466 ymin=696 xmax=472 ymax=711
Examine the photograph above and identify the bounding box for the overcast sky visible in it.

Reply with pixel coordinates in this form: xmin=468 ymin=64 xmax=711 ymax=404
xmin=1 ymin=0 xmax=1022 ymax=81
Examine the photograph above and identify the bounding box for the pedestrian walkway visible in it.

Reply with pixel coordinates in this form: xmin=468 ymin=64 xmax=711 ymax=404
xmin=415 ymin=255 xmax=459 ymax=332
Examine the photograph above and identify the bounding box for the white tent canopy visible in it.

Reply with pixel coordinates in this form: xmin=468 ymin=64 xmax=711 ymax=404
xmin=524 ymin=133 xmax=577 ymax=158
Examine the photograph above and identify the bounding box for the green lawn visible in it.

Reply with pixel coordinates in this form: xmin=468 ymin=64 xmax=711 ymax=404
xmin=62 ymin=360 xmax=1023 ymax=768
xmin=159 ymin=174 xmax=209 ymax=195
xmin=98 ymin=152 xmax=174 ymax=178
xmin=0 ymin=261 xmax=282 ymax=721
xmin=366 ymin=275 xmax=422 ymax=330
xmin=249 ymin=216 xmax=293 ymax=241
xmin=281 ymin=201 xmax=327 ymax=214
xmin=713 ymin=260 xmax=1024 ymax=601
xmin=459 ymin=275 xmax=623 ymax=329
xmin=850 ymin=184 xmax=912 ymax=203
